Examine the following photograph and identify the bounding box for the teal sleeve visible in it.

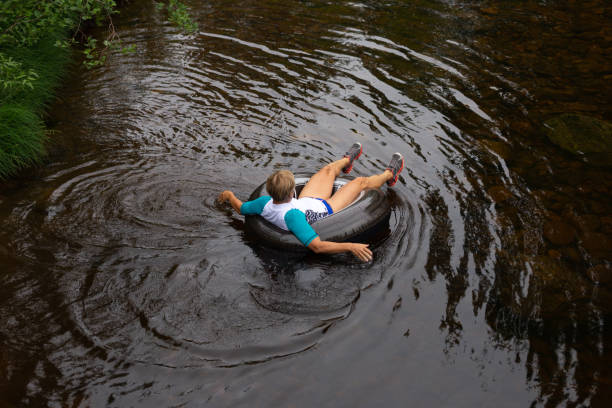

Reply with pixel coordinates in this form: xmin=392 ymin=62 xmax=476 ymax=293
xmin=285 ymin=209 xmax=318 ymax=246
xmin=240 ymin=196 xmax=271 ymax=215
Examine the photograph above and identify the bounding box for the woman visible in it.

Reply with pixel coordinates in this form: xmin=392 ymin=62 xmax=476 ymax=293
xmin=218 ymin=143 xmax=403 ymax=262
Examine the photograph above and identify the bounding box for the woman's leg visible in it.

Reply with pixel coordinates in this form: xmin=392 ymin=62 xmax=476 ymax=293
xmin=326 ymin=171 xmax=392 ymax=212
xmin=298 ymin=158 xmax=349 ymax=200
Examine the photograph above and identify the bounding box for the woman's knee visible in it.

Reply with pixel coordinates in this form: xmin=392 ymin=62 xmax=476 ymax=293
xmin=321 ymin=163 xmax=336 ymax=176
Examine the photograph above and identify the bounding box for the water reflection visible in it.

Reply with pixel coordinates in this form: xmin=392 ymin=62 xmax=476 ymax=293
xmin=0 ymin=0 xmax=610 ymax=406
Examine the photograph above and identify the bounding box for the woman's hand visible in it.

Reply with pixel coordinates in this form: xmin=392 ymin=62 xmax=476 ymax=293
xmin=218 ymin=190 xmax=243 ymax=213
xmin=350 ymin=243 xmax=372 ymax=262
xmin=218 ymin=190 xmax=234 ymax=203
xmin=308 ymin=238 xmax=373 ymax=262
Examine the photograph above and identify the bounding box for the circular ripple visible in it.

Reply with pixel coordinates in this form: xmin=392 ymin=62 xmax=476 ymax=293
xmin=37 ymin=157 xmax=422 ymax=369
xmin=43 ymin=155 xmax=222 ymax=249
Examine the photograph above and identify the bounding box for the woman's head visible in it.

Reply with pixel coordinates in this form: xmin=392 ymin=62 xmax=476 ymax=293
xmin=266 ymin=170 xmax=295 ymax=202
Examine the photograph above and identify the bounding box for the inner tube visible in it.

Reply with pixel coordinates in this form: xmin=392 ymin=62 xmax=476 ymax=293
xmin=245 ymin=173 xmax=391 ymax=251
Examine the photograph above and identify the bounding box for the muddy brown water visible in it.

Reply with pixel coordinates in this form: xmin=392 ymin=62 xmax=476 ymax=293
xmin=1 ymin=1 xmax=611 ymax=406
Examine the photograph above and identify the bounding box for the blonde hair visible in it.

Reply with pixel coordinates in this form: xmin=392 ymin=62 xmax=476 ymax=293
xmin=266 ymin=170 xmax=295 ymax=202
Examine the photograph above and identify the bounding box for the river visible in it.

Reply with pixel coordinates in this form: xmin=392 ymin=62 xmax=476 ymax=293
xmin=1 ymin=0 xmax=610 ymax=406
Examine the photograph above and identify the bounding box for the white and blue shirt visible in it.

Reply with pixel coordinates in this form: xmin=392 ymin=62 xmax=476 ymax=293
xmin=241 ymin=196 xmax=331 ymax=246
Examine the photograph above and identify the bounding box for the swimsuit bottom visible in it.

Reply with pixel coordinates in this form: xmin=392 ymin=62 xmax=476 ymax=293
xmin=299 ymin=197 xmax=334 ymax=224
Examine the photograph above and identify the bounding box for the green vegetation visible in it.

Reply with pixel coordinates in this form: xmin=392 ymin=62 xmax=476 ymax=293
xmin=0 ymin=0 xmax=198 ymax=179
xmin=156 ymin=0 xmax=199 ymax=33
xmin=0 ymin=0 xmax=120 ymax=178
xmin=0 ymin=29 xmax=72 ymax=177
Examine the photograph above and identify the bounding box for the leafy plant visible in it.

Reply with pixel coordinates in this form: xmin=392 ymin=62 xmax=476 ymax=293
xmin=0 ymin=53 xmax=38 ymax=93
xmin=168 ymin=0 xmax=198 ymax=33
xmin=0 ymin=0 xmax=125 ymax=69
xmin=156 ymin=0 xmax=199 ymax=34
xmin=0 ymin=0 xmax=118 ymax=47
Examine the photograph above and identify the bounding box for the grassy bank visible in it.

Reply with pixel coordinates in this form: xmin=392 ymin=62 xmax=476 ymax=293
xmin=0 ymin=0 xmax=198 ymax=179
xmin=0 ymin=31 xmax=72 ymax=178
xmin=0 ymin=0 xmax=117 ymax=179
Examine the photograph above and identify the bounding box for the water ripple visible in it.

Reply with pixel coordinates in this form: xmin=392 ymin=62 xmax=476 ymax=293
xmin=2 ymin=0 xmax=610 ymax=406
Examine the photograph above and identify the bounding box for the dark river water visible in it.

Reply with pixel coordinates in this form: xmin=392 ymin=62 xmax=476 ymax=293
xmin=1 ymin=0 xmax=611 ymax=406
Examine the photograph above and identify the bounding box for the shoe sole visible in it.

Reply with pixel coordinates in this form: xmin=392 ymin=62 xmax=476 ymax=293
xmin=386 ymin=154 xmax=404 ymax=186
xmin=343 ymin=144 xmax=363 ymax=174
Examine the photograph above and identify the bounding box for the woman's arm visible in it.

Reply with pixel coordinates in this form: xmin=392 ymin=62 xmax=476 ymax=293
xmin=219 ymin=197 xmax=371 ymax=262
xmin=307 ymin=237 xmax=372 ymax=262
xmin=218 ymin=190 xmax=243 ymax=214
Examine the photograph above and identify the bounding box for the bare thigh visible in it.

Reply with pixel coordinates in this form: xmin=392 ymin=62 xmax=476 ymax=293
xmin=298 ymin=165 xmax=335 ymax=200
xmin=326 ymin=177 xmax=367 ymax=213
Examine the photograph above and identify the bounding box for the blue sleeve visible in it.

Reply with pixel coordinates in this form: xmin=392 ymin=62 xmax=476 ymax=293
xmin=284 ymin=209 xmax=318 ymax=246
xmin=240 ymin=196 xmax=271 ymax=215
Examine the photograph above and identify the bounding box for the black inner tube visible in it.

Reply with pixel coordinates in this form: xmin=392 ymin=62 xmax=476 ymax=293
xmin=245 ymin=173 xmax=391 ymax=251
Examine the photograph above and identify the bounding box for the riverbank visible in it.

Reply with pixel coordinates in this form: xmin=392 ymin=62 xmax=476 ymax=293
xmin=0 ymin=0 xmax=198 ymax=179
xmin=0 ymin=1 xmax=119 ymax=179
xmin=0 ymin=31 xmax=71 ymax=179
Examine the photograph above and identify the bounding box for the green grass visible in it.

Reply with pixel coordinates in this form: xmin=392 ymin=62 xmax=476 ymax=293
xmin=0 ymin=105 xmax=47 ymax=177
xmin=0 ymin=30 xmax=71 ymax=179
xmin=0 ymin=1 xmax=196 ymax=179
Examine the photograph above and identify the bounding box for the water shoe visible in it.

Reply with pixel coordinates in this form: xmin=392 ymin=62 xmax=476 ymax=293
xmin=386 ymin=152 xmax=404 ymax=186
xmin=342 ymin=142 xmax=363 ymax=174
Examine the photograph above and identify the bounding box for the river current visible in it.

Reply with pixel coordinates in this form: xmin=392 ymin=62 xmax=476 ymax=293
xmin=1 ymin=1 xmax=611 ymax=406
